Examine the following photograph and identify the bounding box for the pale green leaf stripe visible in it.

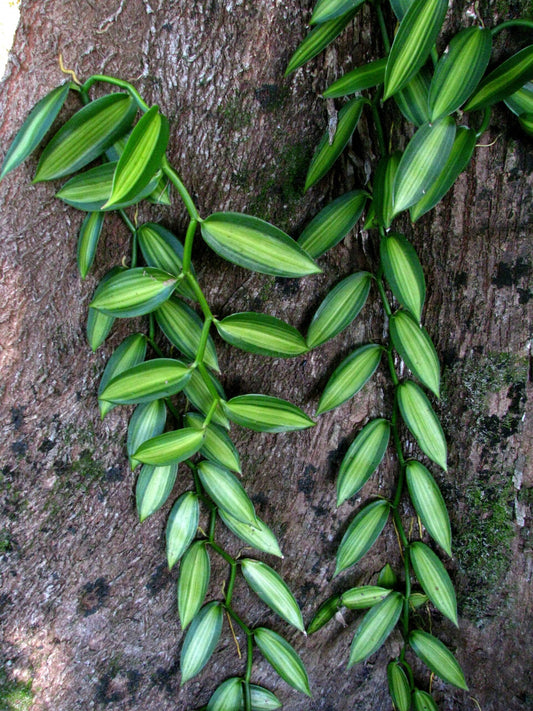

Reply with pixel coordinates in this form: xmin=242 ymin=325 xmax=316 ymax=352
xmin=504 ymin=81 xmax=533 ymax=116
xmin=311 ymin=0 xmax=364 ymax=24
xmin=373 ymin=152 xmax=401 ymax=229
xmin=180 ymin=602 xmax=223 ymax=684
xmin=298 ymin=190 xmax=368 ymax=258
xmin=97 ymin=332 xmax=146 ymax=417
xmin=1 ymin=83 xmax=70 ymax=179
xmin=410 ymin=542 xmax=457 ymax=625
xmin=245 ymin=685 xmax=282 ymax=710
xmin=318 ymin=344 xmax=383 ymax=414
xmin=341 ymin=586 xmax=391 ymax=609
xmin=34 ymin=93 xmax=136 ymax=181
xmin=134 ymin=427 xmax=204 ymax=466
xmin=383 ymin=0 xmax=448 ymax=100
xmin=253 ymin=628 xmax=311 ymax=696
xmin=380 ymin=233 xmax=425 ymax=322
xmin=201 ymin=212 xmax=321 ymax=278
xmin=89 ymin=266 xmax=177 ymax=318
xmin=185 ymin=412 xmax=241 ymax=473
xmin=137 ymin=222 xmax=196 ymax=300
xmin=178 ymin=541 xmax=211 ymax=628
xmin=127 ymin=399 xmax=167 ymax=468
xmin=429 ymin=27 xmax=492 ymax=121
xmin=464 ymin=44 xmax=533 ymax=112
xmin=241 ymin=559 xmax=304 ymax=631
xmin=307 ymin=594 xmax=342 ymax=634
xmin=86 ymin=266 xmax=123 ymax=351
xmin=397 ymin=380 xmax=447 ymax=470
xmin=198 ymin=460 xmax=257 ymax=526
xmin=135 ymin=463 xmax=178 ymax=522
xmin=166 ymin=492 xmax=200 ymax=569
xmin=306 ymin=271 xmax=372 ymax=349
xmin=77 ymin=211 xmax=104 ymax=279
xmin=304 ymin=97 xmax=364 ymax=191
xmin=390 ymin=310 xmax=440 ymax=397
xmin=218 ymin=510 xmax=283 ymax=558
xmin=215 ymin=312 xmax=307 ymax=358
xmin=406 ymin=460 xmax=451 ymax=555
xmin=518 ymin=112 xmax=533 ymax=135
xmin=207 ymin=678 xmax=242 ymax=711
xmin=183 ymin=368 xmax=230 ymax=429
xmin=409 ymin=630 xmax=468 ymax=690
xmin=223 ymin=394 xmax=315 ymax=433
xmin=393 ymin=117 xmax=456 ymax=215
xmin=394 ymin=67 xmax=431 ymax=127
xmin=335 ymin=500 xmax=390 ymax=575
xmin=100 ymin=358 xmax=191 ymax=405
xmin=413 ymin=690 xmax=439 ymax=711
xmin=323 ymin=58 xmax=387 ymax=98
xmin=387 ymin=662 xmax=411 ymax=711
xmin=285 ymin=9 xmax=358 ymax=74
xmin=410 ymin=126 xmax=477 ymax=222
xmin=337 ymin=418 xmax=390 ymax=504
xmin=348 ymin=592 xmax=403 ymax=666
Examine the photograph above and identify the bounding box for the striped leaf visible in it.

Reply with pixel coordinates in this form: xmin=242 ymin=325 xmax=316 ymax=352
xmin=304 ymin=98 xmax=365 ymax=191
xmin=518 ymin=112 xmax=533 ymax=135
xmin=394 ymin=67 xmax=432 ymax=127
xmin=348 ymin=592 xmax=403 ymax=666
xmin=97 ymin=333 xmax=146 ymax=417
xmin=311 ymin=0 xmax=364 ymax=24
xmin=253 ymin=628 xmax=311 ymax=696
xmin=323 ymin=58 xmax=387 ymax=98
xmin=215 ymin=312 xmax=307 ymax=358
xmin=180 ymin=602 xmax=223 ymax=684
xmin=99 ymin=358 xmax=191 ymax=405
xmin=409 ymin=630 xmax=468 ymax=690
xmin=306 ymin=271 xmax=372 ymax=349
xmin=406 ymin=460 xmax=451 ymax=555
xmin=207 ymin=678 xmax=242 ymax=711
xmin=34 ymin=93 xmax=136 ymax=181
xmin=135 ymin=463 xmax=178 ymax=522
xmin=89 ymin=267 xmax=177 ymax=318
xmin=337 ymin=419 xmax=390 ymax=504
xmin=387 ymin=662 xmax=411 ymax=711
xmin=1 ymin=82 xmax=70 ymax=179
xmin=197 ymin=460 xmax=257 ymax=526
xmin=166 ymin=492 xmax=200 ymax=569
xmin=245 ymin=685 xmax=282 ymax=710
xmin=429 ymin=27 xmax=492 ymax=120
xmin=412 ymin=689 xmax=439 ymax=711
xmin=201 ymin=212 xmax=321 ymax=278
xmin=504 ymin=81 xmax=533 ymax=116
xmin=219 ymin=510 xmax=283 ymax=558
xmin=341 ymin=586 xmax=391 ymax=609
xmin=185 ymin=412 xmax=241 ymax=473
xmin=397 ymin=380 xmax=447 ymax=471
xmin=373 ymin=152 xmax=401 ymax=229
xmin=127 ymin=399 xmax=167 ymax=469
xmin=317 ymin=344 xmax=383 ymax=414
xmin=335 ymin=500 xmax=390 ymax=575
xmin=390 ymin=0 xmax=415 ymax=20
xmin=178 ymin=541 xmax=211 ymax=628
xmin=183 ymin=368 xmax=229 ymax=429
xmin=378 ymin=563 xmax=397 ymax=588
xmin=241 ymin=559 xmax=304 ymax=631
xmin=380 ymin=233 xmax=426 ymax=322
xmin=409 ymin=592 xmax=429 ymax=609
xmin=307 ymin=594 xmax=342 ymax=634
xmin=134 ymin=427 xmax=204 ymax=466
xmin=77 ymin=211 xmax=104 ymax=279
xmin=390 ymin=310 xmax=440 ymax=396
xmin=383 ymin=0 xmax=448 ymax=99
xmin=223 ymin=395 xmax=315 ymax=433
xmin=410 ymin=542 xmax=458 ymax=625
xmin=86 ymin=267 xmax=123 ymax=351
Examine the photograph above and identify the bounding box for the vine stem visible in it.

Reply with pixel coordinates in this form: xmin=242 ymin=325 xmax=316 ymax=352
xmin=375 ymin=1 xmax=391 ymax=53
xmin=162 ymin=157 xmax=200 ymax=221
xmin=80 ymin=74 xmax=149 ymax=111
xmin=491 ymin=18 xmax=533 ymax=35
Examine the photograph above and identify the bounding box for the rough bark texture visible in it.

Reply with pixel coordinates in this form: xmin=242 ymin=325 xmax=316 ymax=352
xmin=0 ymin=1 xmax=531 ymax=710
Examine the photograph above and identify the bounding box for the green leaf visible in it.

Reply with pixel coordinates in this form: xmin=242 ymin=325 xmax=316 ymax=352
xmin=409 ymin=630 xmax=468 ymax=690
xmin=348 ymin=592 xmax=403 ymax=666
xmin=104 ymin=105 xmax=170 ymax=208
xmin=311 ymin=0 xmax=364 ymax=23
xmin=504 ymin=81 xmax=533 ymax=115
xmin=341 ymin=586 xmax=392 ymax=609
xmin=412 ymin=689 xmax=439 ymax=711
xmin=183 ymin=369 xmax=229 ymax=428
xmin=397 ymin=381 xmax=447 ymax=471
xmin=389 ymin=0 xmax=415 ymax=20
xmin=394 ymin=67 xmax=432 ymax=127
xmin=304 ymin=98 xmax=365 ymax=191
xmin=100 ymin=358 xmax=191 ymax=406
xmin=156 ymin=297 xmax=219 ymax=371
xmin=185 ymin=412 xmax=241 ymax=473
xmin=392 ymin=117 xmax=456 ymax=216
xmin=409 ymin=592 xmax=429 ymax=609
xmin=178 ymin=540 xmax=211 ymax=628
xmin=380 ymin=233 xmax=426 ymax=322
xmin=429 ymin=27 xmax=492 ymax=120
xmin=383 ymin=0 xmax=448 ymax=99
xmin=77 ymin=211 xmax=104 ymax=279
xmin=336 ymin=419 xmax=390 ymax=504
xmin=464 ymin=44 xmax=533 ymax=112
xmin=218 ymin=510 xmax=283 ymax=558
xmin=373 ymin=152 xmax=401 ymax=229
xmin=201 ymin=212 xmax=321 ymax=278
xmin=180 ymin=602 xmax=223 ymax=684
xmin=518 ymin=111 xmax=533 ymax=135
xmin=98 ymin=333 xmax=147 ymax=417
xmin=223 ymin=394 xmax=315 ymax=433
xmin=241 ymin=559 xmax=305 ymax=632
xmin=323 ymin=58 xmax=387 ymax=98
xmin=410 ymin=542 xmax=458 ymax=625
xmin=298 ymin=190 xmax=368 ymax=258
xmin=253 ymin=628 xmax=311 ymax=696
xmin=127 ymin=399 xmax=167 ymax=469
xmin=1 ymin=83 xmax=70 ymax=179
xmin=307 ymin=594 xmax=342 ymax=634
xmin=34 ymin=93 xmax=136 ymax=181
xmin=387 ymin=662 xmax=411 ymax=711
xmin=215 ymin=312 xmax=307 ymax=358
xmin=89 ymin=266 xmax=177 ymax=318
xmin=197 ymin=460 xmax=257 ymax=526
xmin=134 ymin=428 xmax=204 ymax=467
xmin=285 ymin=9 xmax=358 ymax=75
xmin=306 ymin=271 xmax=372 ymax=349
xmin=406 ymin=460 xmax=451 ymax=555
xmin=318 ymin=344 xmax=383 ymax=414
xmin=410 ymin=126 xmax=477 ymax=222
xmin=245 ymin=685 xmax=282 ymax=710
xmin=207 ymin=678 xmax=243 ymax=711
xmin=335 ymin=500 xmax=390 ymax=575
xmin=135 ymin=462 xmax=178 ymax=522
xmin=87 ymin=267 xmax=123 ymax=351
xmin=390 ymin=310 xmax=440 ymax=397
xmin=377 ymin=563 xmax=397 ymax=588
xmin=166 ymin=492 xmax=200 ymax=569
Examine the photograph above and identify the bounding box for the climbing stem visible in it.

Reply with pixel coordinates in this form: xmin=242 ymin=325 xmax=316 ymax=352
xmin=491 ymin=18 xmax=533 ymax=35
xmin=182 ymin=219 xmax=198 ymax=274
xmin=209 ymin=540 xmax=236 ymax=567
xmin=162 ymin=157 xmax=200 ymax=220
xmin=371 ymin=90 xmax=387 ymax=158
xmin=81 ymin=74 xmax=149 ymax=111
xmin=194 ymin=316 xmax=214 ymax=368
xmin=375 ymin=1 xmax=391 ymax=53
xmin=225 ymin=561 xmax=237 ymax=605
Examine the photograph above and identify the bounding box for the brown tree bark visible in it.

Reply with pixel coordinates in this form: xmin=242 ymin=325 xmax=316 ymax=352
xmin=0 ymin=1 xmax=531 ymax=710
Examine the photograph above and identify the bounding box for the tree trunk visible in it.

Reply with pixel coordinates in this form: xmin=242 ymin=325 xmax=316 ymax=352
xmin=0 ymin=1 xmax=531 ymax=710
